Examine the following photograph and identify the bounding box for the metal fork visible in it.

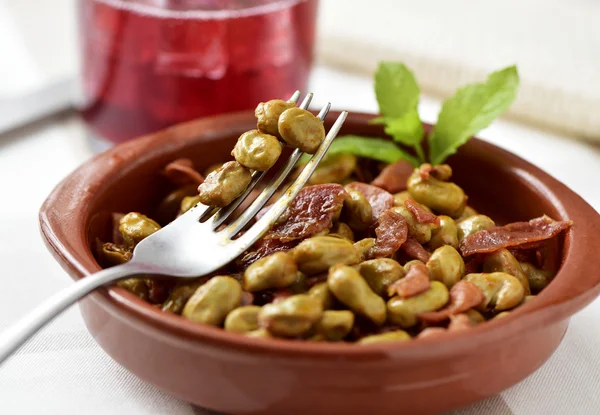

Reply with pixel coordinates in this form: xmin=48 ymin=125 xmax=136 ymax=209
xmin=0 ymin=92 xmax=347 ymax=364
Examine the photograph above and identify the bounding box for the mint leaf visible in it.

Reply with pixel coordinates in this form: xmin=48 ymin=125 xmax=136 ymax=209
xmin=307 ymin=135 xmax=419 ymax=166
xmin=375 ymin=62 xmax=420 ymax=118
xmin=374 ymin=62 xmax=424 ymax=148
xmin=428 ymin=66 xmax=519 ymax=165
xmin=383 ymin=109 xmax=424 ymax=146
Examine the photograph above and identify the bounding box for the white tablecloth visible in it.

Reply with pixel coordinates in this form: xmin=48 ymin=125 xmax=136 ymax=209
xmin=1 ymin=1 xmax=599 ymax=414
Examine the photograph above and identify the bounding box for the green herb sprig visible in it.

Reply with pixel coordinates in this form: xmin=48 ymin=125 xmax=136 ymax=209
xmin=323 ymin=62 xmax=519 ymax=167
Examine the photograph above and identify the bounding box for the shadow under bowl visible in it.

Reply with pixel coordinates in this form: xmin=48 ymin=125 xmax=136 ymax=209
xmin=40 ymin=111 xmax=600 ymax=415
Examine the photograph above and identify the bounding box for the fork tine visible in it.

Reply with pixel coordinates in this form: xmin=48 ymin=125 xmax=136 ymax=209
xmin=299 ymin=92 xmax=313 ymax=109
xmin=234 ymin=111 xmax=348 ymax=244
xmin=208 ymin=170 xmax=267 ymax=228
xmin=289 ymin=90 xmax=301 ymax=104
xmin=224 ymin=98 xmax=327 ymax=238
xmin=317 ymin=102 xmax=331 ymax=119
xmin=172 ymin=201 xmax=213 ymax=227
xmin=225 ymin=147 xmax=304 ymax=238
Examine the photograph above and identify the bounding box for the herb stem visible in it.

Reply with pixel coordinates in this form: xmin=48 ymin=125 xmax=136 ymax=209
xmin=413 ymin=144 xmax=426 ymax=164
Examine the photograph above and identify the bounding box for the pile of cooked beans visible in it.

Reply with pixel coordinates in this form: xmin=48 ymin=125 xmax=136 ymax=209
xmin=97 ymin=99 xmax=572 ymax=344
xmin=195 ymin=99 xmax=325 ymax=208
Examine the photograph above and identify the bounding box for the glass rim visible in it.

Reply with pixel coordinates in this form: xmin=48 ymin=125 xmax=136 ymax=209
xmin=91 ymin=0 xmax=309 ymax=20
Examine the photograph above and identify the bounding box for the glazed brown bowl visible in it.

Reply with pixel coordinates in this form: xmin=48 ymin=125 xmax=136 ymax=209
xmin=40 ymin=111 xmax=600 ymax=415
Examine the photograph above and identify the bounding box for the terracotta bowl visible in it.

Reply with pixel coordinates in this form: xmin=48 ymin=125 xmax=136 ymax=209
xmin=40 ymin=111 xmax=600 ymax=415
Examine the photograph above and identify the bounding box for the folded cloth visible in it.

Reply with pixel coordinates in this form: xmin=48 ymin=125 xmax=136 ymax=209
xmin=317 ymin=0 xmax=600 ymax=142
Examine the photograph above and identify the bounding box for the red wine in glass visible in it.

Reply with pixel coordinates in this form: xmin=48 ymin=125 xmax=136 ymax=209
xmin=78 ymin=0 xmax=318 ymax=145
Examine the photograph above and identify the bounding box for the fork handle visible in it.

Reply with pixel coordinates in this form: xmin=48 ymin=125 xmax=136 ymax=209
xmin=0 ymin=262 xmax=144 ymax=365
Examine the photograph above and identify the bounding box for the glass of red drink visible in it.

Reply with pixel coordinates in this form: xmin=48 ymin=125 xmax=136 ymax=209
xmin=77 ymin=0 xmax=318 ymax=147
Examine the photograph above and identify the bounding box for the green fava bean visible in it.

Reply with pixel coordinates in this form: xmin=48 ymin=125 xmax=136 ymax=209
xmin=358 ymin=258 xmax=405 ymax=297
xmin=329 ymin=222 xmax=355 ymax=242
xmin=156 ymin=185 xmax=198 ymax=223
xmin=100 ymin=242 xmax=132 ymax=266
xmin=519 ymin=262 xmax=554 ymax=293
xmin=232 ymin=129 xmax=282 ymax=171
xmin=392 ymin=206 xmax=435 ymax=244
xmin=182 ymin=276 xmax=242 ymax=326
xmin=457 ymin=215 xmax=495 ymax=242
xmin=224 ymin=306 xmax=262 ymax=333
xmin=464 ymin=272 xmax=525 ymax=312
xmin=483 ymin=249 xmax=531 ymax=295
xmin=308 ymin=153 xmax=357 ymax=185
xmin=455 ymin=205 xmax=478 ymax=222
xmin=407 ymin=170 xmax=467 ymax=217
xmin=292 ymin=236 xmax=360 ymax=275
xmin=243 ymin=252 xmax=298 ymax=292
xmin=387 ymin=281 xmax=449 ymax=328
xmin=354 ymin=238 xmax=376 ymax=261
xmin=117 ymin=278 xmax=148 ymax=301
xmin=312 ymin=228 xmax=331 ymax=237
xmin=162 ymin=279 xmax=205 ymax=314
xmin=119 ymin=212 xmax=161 ymax=247
xmin=290 ymin=271 xmax=308 ymax=294
xmin=328 ymin=264 xmax=386 ymax=325
xmin=342 ymin=188 xmax=374 ymax=231
xmin=426 ymin=246 xmax=465 ymax=288
xmin=429 ymin=215 xmax=459 ymax=250
xmin=180 ymin=195 xmax=201 ymax=214
xmin=465 ymin=309 xmax=485 ymax=324
xmin=197 ymin=161 xmax=252 ymax=207
xmin=258 ymin=294 xmax=323 ymax=337
xmin=278 ymin=107 xmax=325 ymax=154
xmin=245 ymin=328 xmax=272 ymax=338
xmin=314 ymin=310 xmax=354 ymax=341
xmin=358 ymin=330 xmax=411 ymax=344
xmin=308 ymin=282 xmax=334 ymax=310
xmin=307 ymin=334 xmax=327 ymax=342
xmin=393 ymin=191 xmax=411 ymax=207
xmin=255 ymin=99 xmax=295 ymax=138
